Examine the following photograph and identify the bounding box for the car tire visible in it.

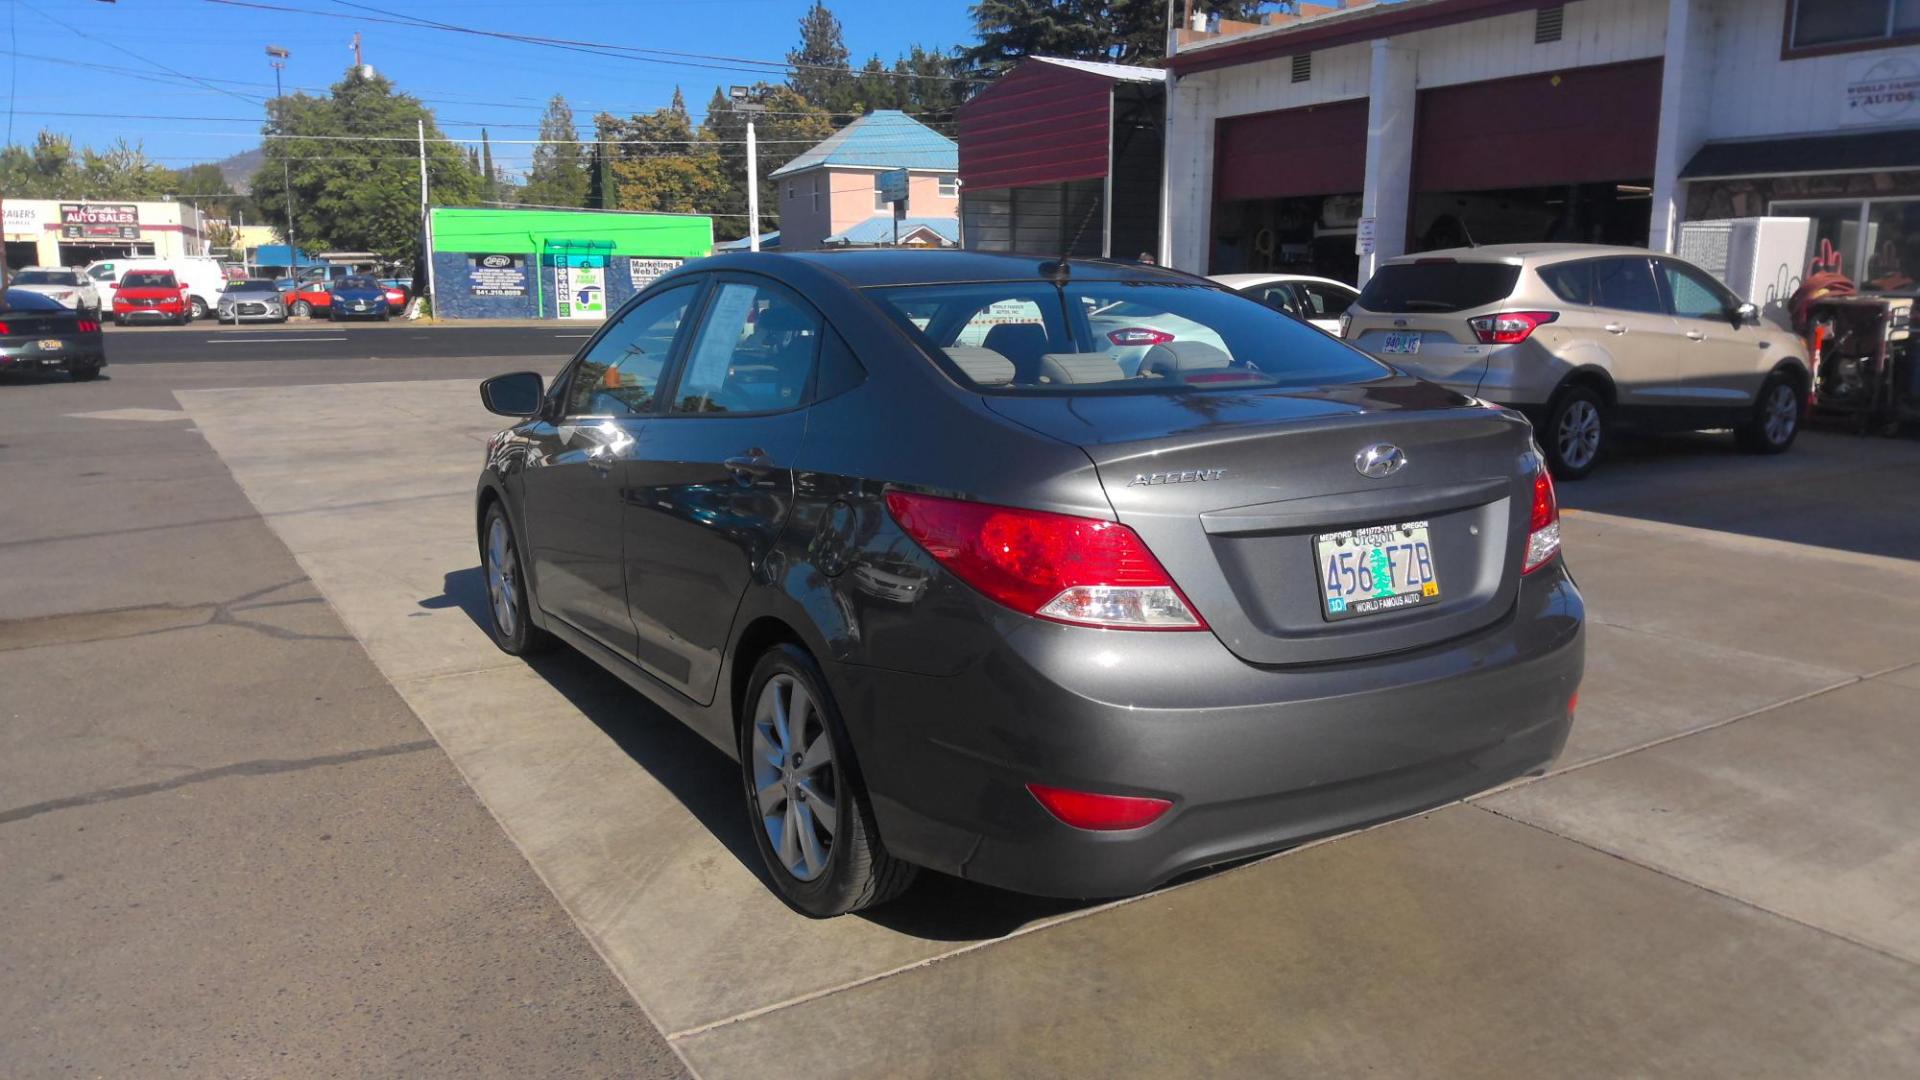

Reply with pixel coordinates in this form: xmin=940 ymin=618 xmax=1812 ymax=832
xmin=113 ymin=315 xmax=126 ymax=327
xmin=290 ymin=300 xmax=311 ymax=318
xmin=480 ymin=503 xmax=554 ymax=656
xmin=70 ymin=364 xmax=101 ymax=382
xmin=1736 ymin=374 xmax=1802 ymax=455
xmin=738 ymin=643 xmax=917 ymax=918
xmin=189 ymin=296 xmax=209 ymax=320
xmin=1543 ymin=385 xmax=1607 ymax=481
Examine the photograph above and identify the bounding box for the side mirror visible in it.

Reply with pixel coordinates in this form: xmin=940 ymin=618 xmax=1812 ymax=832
xmin=1731 ymin=302 xmax=1759 ymax=328
xmin=480 ymin=371 xmax=545 ymax=417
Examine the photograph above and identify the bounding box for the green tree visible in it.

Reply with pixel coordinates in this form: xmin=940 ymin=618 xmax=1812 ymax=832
xmin=0 ymin=131 xmax=188 ymax=199
xmin=480 ymin=129 xmax=499 ymax=204
xmin=965 ymin=0 xmax=1268 ymax=73
xmin=592 ymin=89 xmax=728 ymax=215
xmin=521 ymin=93 xmax=589 ymax=207
xmin=250 ymin=67 xmax=481 ymax=267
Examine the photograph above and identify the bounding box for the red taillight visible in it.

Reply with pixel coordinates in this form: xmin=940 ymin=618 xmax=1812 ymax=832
xmin=1106 ymin=327 xmax=1174 ymax=347
xmin=0 ymin=321 xmax=9 ymax=335
xmin=1027 ymin=783 xmax=1172 ymax=831
xmin=1469 ymin=310 xmax=1558 ymax=345
xmin=1523 ymin=467 xmax=1561 ymax=574
xmin=884 ymin=491 xmax=1206 ymax=630
xmin=1567 ymin=690 xmax=1579 ymax=716
xmin=77 ymin=320 xmax=100 ymax=333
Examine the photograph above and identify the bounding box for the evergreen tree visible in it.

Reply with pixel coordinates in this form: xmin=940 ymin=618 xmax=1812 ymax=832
xmin=480 ymin=130 xmax=498 ymax=204
xmin=964 ymin=0 xmax=1268 ymax=73
xmin=521 ymin=93 xmax=589 ymax=207
xmin=702 ymin=83 xmax=834 ymax=237
xmin=787 ymin=1 xmax=855 ymax=114
xmin=594 ymin=93 xmax=726 ymax=215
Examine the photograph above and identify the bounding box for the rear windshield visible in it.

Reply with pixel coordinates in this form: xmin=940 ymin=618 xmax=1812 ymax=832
xmin=122 ymin=271 xmax=176 ymax=287
xmin=13 ymin=270 xmax=78 ymax=285
xmin=3 ymin=288 xmax=66 ymax=311
xmin=872 ymin=281 xmax=1387 ymax=394
xmin=1357 ymin=262 xmax=1522 ymax=313
xmin=337 ymin=276 xmax=380 ymax=289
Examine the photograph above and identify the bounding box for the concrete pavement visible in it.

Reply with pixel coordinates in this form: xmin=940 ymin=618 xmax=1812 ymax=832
xmin=172 ymin=376 xmax=1920 ymax=1078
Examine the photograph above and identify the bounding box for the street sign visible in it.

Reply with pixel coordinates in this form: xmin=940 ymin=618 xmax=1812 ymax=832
xmin=879 ymin=168 xmax=910 ymax=205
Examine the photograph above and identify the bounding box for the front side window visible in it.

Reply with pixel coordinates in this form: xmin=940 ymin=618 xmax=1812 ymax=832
xmin=1591 ymin=257 xmax=1664 ymax=315
xmin=565 ymin=285 xmax=697 ymax=417
xmin=1660 ymin=260 xmax=1735 ymax=320
xmin=875 ymin=280 xmax=1387 ymax=393
xmin=1295 ymin=282 xmax=1355 ymax=317
xmin=1242 ymin=285 xmax=1302 ymax=319
xmin=672 ymin=281 xmax=821 ymax=414
xmin=1789 ymin=0 xmax=1920 ymax=49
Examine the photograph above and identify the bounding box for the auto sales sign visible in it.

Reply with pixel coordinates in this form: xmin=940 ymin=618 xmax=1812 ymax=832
xmin=1843 ymin=57 xmax=1920 ymax=126
xmin=60 ymin=203 xmax=140 ymax=240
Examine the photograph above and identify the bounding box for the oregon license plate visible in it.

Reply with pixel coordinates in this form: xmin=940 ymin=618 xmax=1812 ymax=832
xmin=1316 ymin=520 xmax=1440 ymax=621
xmin=1380 ymin=331 xmax=1422 ymax=355
xmin=37 ymin=339 xmax=64 ymax=351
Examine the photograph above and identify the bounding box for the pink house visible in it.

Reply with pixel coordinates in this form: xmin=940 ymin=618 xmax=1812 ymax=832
xmin=770 ymin=110 xmax=960 ymax=251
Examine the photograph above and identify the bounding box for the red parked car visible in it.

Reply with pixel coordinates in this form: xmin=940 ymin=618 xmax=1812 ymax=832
xmin=111 ymin=269 xmax=190 ymax=326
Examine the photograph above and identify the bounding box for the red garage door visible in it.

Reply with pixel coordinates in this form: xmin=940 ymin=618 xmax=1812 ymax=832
xmin=1415 ymin=59 xmax=1664 ymax=191
xmin=1215 ymin=98 xmax=1369 ymax=202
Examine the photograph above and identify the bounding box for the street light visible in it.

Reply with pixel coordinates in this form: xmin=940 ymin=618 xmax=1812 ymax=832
xmin=266 ymin=46 xmax=297 ymax=269
xmin=729 ymin=86 xmax=767 ymax=252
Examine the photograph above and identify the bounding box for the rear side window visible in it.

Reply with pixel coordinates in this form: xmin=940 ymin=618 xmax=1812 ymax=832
xmin=1356 ymin=263 xmax=1521 ymax=313
xmin=1592 ymin=257 xmax=1664 ymax=315
xmin=1536 ymin=262 xmax=1594 ymax=304
xmin=672 ymin=281 xmax=821 ymax=415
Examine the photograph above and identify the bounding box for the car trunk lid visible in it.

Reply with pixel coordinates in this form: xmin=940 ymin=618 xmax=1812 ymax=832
xmin=985 ymin=378 xmax=1539 ymax=666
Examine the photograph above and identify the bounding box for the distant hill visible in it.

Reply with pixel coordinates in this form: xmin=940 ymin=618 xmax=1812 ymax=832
xmin=213 ymin=147 xmax=266 ymax=193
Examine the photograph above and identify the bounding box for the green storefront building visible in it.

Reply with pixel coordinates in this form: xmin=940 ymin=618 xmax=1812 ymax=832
xmin=427 ymin=207 xmax=713 ymax=320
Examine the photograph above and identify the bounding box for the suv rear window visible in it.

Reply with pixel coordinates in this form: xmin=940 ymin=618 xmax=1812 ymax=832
xmin=873 ymin=280 xmax=1387 ymax=394
xmin=1356 ymin=262 xmax=1522 ymax=313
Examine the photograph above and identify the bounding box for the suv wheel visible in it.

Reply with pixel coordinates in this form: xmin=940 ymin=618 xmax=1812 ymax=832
xmin=290 ymin=299 xmax=311 ymax=318
xmin=189 ymin=296 xmax=209 ymax=320
xmin=1544 ymin=385 xmax=1606 ymax=480
xmin=1736 ymin=375 xmax=1801 ymax=455
xmin=481 ymin=504 xmax=553 ymax=655
xmin=739 ymin=644 xmax=917 ymax=918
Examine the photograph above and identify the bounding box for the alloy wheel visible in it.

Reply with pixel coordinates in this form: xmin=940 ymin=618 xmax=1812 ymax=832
xmin=1556 ymin=399 xmax=1602 ymax=470
xmin=1763 ymin=383 xmax=1798 ymax=446
xmin=484 ymin=516 xmax=519 ymax=640
xmin=750 ymin=673 xmax=837 ymax=882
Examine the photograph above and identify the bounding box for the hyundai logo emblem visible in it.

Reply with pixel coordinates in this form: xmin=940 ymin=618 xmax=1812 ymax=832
xmin=1355 ymin=443 xmax=1407 ymax=479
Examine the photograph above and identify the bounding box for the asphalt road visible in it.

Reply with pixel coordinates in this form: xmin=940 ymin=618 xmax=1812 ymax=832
xmin=0 ymin=342 xmax=681 ymax=1078
xmin=100 ymin=320 xmax=589 ymax=364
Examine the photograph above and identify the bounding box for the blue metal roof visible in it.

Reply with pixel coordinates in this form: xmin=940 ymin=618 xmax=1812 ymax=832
xmin=251 ymin=244 xmax=317 ymax=266
xmin=768 ymin=110 xmax=957 ymax=178
xmin=824 ymin=215 xmax=958 ymax=247
xmin=715 ymin=230 xmax=781 ymax=251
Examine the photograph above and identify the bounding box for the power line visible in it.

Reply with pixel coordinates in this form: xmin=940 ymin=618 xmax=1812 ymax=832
xmin=18 ymin=1 xmax=265 ymax=107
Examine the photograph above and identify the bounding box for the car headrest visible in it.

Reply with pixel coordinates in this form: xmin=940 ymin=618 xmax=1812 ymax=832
xmin=1039 ymin=352 xmax=1126 ymax=385
xmin=943 ymin=346 xmax=1016 ymax=386
xmin=752 ymin=304 xmax=814 ymax=340
xmin=981 ymin=323 xmax=1051 ymax=381
xmin=1141 ymin=341 xmax=1233 ymax=377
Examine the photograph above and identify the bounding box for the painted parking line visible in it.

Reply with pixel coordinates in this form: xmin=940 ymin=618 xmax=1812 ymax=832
xmin=204 ymin=337 xmax=350 ymax=344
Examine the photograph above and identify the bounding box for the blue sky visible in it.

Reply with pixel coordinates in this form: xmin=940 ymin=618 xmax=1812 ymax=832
xmin=2 ymin=0 xmax=978 ymax=177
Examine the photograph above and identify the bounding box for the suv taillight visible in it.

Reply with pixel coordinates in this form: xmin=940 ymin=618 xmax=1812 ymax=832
xmin=1523 ymin=466 xmax=1561 ymax=574
xmin=1469 ymin=310 xmax=1558 ymax=345
xmin=884 ymin=491 xmax=1206 ymax=630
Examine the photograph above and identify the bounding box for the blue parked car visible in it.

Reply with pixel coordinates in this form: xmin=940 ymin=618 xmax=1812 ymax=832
xmin=327 ymin=275 xmax=392 ymax=321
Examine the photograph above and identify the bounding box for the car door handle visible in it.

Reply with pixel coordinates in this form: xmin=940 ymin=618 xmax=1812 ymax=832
xmin=1603 ymin=323 xmax=1628 ymax=335
xmin=723 ymin=451 xmax=776 ymax=482
xmin=1685 ymin=330 xmax=1707 ymax=341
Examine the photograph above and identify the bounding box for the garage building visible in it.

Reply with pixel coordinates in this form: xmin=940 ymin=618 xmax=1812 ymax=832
xmin=1164 ymin=0 xmax=1920 ymax=287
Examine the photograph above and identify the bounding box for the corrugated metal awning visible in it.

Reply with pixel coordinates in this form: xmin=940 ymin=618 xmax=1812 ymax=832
xmin=958 ymin=57 xmax=1162 ymax=191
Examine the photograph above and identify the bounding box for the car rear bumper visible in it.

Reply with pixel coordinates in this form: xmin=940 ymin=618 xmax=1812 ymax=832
xmin=1 ymin=340 xmax=107 ymax=372
xmin=833 ymin=560 xmax=1584 ymax=899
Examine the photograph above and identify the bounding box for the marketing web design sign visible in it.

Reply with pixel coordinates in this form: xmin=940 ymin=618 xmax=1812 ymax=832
xmin=60 ymin=203 xmax=140 ymax=240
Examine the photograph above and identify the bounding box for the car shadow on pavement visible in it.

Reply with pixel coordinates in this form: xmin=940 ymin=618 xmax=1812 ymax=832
xmin=429 ymin=566 xmax=1096 ymax=942
xmin=1556 ymin=429 xmax=1920 ymax=562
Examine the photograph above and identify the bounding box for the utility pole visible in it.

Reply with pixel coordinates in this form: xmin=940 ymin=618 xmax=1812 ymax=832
xmin=730 ymin=86 xmax=767 ymax=252
xmin=266 ymin=46 xmax=296 ymax=273
xmin=417 ymin=118 xmax=435 ymax=313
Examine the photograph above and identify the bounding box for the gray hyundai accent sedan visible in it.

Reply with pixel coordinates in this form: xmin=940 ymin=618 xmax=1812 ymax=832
xmin=474 ymin=251 xmax=1585 ymax=917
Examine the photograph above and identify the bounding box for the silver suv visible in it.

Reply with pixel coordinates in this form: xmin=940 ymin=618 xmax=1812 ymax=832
xmin=1342 ymin=244 xmax=1811 ymax=478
